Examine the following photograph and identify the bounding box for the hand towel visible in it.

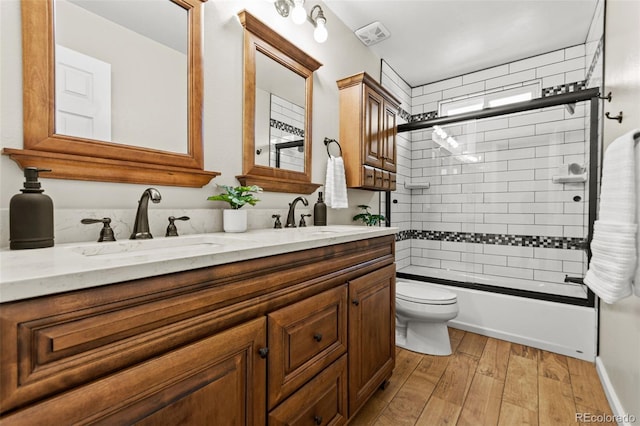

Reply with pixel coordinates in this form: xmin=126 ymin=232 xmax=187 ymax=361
xmin=585 ymin=129 xmax=640 ymax=303
xmin=325 ymin=156 xmax=348 ymax=209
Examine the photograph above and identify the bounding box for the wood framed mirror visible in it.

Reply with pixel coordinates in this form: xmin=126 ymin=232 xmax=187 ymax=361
xmin=3 ymin=0 xmax=219 ymax=187
xmin=237 ymin=10 xmax=322 ymax=194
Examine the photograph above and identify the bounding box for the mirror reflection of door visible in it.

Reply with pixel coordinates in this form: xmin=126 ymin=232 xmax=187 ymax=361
xmin=55 ymin=45 xmax=111 ymax=141
xmin=254 ymin=50 xmax=306 ymax=172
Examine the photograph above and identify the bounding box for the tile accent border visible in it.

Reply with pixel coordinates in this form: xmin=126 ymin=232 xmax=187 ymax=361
xmin=585 ymin=37 xmax=603 ymax=86
xmin=541 ymin=80 xmax=587 ymax=97
xmin=270 ymin=119 xmax=304 ymax=138
xmin=396 ymin=229 xmax=586 ymax=250
xmin=397 ymin=107 xmax=412 ymax=123
xmin=410 ymin=110 xmax=438 ymax=122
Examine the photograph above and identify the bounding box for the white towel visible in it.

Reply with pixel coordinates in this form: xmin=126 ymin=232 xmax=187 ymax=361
xmin=584 ymin=129 xmax=640 ymax=303
xmin=325 ymin=156 xmax=348 ymax=209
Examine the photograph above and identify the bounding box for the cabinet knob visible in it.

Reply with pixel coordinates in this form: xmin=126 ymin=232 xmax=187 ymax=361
xmin=352 ymin=299 xmax=360 ymax=306
xmin=258 ymin=347 xmax=269 ymax=359
xmin=313 ymin=333 xmax=323 ymax=342
xmin=314 ymin=415 xmax=323 ymax=425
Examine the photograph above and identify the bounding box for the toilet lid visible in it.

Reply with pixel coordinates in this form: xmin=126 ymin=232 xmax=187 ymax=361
xmin=396 ymin=281 xmax=457 ymax=305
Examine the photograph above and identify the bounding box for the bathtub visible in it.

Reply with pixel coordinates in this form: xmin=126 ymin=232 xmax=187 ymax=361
xmin=396 ymin=271 xmax=597 ymax=361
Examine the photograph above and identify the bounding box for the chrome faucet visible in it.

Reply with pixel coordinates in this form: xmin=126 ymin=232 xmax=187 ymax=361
xmin=285 ymin=196 xmax=308 ymax=228
xmin=130 ymin=188 xmax=161 ymax=239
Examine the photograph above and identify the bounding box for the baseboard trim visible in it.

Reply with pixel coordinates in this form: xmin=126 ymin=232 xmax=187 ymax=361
xmin=595 ymin=357 xmax=637 ymax=426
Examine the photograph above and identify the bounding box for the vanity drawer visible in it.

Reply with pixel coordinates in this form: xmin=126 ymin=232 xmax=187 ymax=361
xmin=267 ymin=285 xmax=348 ymax=408
xmin=269 ymin=355 xmax=347 ymax=426
xmin=389 ymin=172 xmax=397 ymax=191
xmin=362 ymin=165 xmax=375 ymax=188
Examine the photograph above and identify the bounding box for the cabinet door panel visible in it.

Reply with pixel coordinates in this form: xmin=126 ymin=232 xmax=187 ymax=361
xmin=2 ymin=318 xmax=267 ymax=426
xmin=363 ymin=86 xmax=384 ymax=169
xmin=382 ymin=102 xmax=397 ymax=172
xmin=348 ymin=264 xmax=395 ymax=416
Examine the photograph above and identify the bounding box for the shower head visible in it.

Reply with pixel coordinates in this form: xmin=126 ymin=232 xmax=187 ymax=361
xmin=565 ymin=102 xmax=576 ymax=115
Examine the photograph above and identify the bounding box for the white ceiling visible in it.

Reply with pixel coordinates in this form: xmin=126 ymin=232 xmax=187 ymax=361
xmin=323 ymin=0 xmax=599 ymax=87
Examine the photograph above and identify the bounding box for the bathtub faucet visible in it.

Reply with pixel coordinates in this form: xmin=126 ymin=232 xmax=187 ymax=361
xmin=564 ymin=275 xmax=584 ymax=284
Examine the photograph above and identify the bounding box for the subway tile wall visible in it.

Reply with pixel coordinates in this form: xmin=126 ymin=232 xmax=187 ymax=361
xmin=382 ymin=41 xmax=597 ymax=298
xmin=269 ymin=94 xmax=305 ymax=172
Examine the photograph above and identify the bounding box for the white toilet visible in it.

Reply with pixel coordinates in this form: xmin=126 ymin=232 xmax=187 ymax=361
xmin=395 ymin=280 xmax=459 ymax=356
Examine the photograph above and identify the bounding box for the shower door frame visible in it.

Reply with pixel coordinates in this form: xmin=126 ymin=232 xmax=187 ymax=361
xmin=389 ymin=88 xmax=601 ymax=307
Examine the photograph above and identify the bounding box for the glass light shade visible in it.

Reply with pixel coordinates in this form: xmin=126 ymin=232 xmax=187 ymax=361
xmin=314 ymin=19 xmax=328 ymax=42
xmin=291 ymin=0 xmax=306 ymax=24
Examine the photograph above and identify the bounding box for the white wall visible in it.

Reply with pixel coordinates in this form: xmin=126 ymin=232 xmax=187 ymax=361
xmin=598 ymin=0 xmax=640 ymax=423
xmin=0 ymin=0 xmax=383 ymax=247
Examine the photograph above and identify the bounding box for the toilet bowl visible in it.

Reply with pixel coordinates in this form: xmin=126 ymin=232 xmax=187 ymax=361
xmin=396 ymin=280 xmax=459 ymax=356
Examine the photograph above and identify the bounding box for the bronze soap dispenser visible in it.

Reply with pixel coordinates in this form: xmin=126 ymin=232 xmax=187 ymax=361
xmin=10 ymin=167 xmax=54 ymax=249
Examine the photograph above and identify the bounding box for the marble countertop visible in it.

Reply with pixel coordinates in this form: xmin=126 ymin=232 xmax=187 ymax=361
xmin=0 ymin=225 xmax=397 ymax=303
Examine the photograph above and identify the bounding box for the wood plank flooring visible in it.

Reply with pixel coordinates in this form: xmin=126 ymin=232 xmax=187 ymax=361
xmin=350 ymin=328 xmax=615 ymax=426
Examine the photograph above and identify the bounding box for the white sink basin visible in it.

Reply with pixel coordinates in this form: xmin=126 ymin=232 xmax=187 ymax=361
xmin=68 ymin=235 xmax=231 ymax=260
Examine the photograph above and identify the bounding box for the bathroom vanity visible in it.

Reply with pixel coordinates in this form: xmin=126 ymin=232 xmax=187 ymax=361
xmin=0 ymin=226 xmax=396 ymax=424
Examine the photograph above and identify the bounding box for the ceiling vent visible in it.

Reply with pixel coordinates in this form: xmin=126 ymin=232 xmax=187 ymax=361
xmin=354 ymin=21 xmax=391 ymax=46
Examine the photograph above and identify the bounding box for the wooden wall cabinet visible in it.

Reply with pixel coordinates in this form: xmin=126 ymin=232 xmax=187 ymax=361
xmin=337 ymin=72 xmax=400 ymax=191
xmin=0 ymin=236 xmax=395 ymax=424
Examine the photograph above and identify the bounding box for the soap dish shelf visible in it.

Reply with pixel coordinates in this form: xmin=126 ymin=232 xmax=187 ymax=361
xmin=403 ymin=182 xmax=430 ymax=190
xmin=552 ymin=173 xmax=587 ymax=184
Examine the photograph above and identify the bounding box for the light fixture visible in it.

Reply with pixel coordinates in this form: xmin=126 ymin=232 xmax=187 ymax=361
xmin=272 ymin=0 xmax=328 ymax=43
xmin=273 ymin=0 xmax=291 ymax=18
xmin=291 ymin=0 xmax=307 ymax=25
xmin=309 ymin=5 xmax=328 ymax=43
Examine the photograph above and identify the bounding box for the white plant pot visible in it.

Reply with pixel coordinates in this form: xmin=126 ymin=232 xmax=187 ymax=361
xmin=223 ymin=209 xmax=247 ymax=233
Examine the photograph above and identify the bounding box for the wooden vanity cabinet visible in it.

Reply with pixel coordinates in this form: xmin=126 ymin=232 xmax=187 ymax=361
xmin=337 ymin=72 xmax=400 ymax=191
xmin=0 ymin=236 xmax=395 ymax=424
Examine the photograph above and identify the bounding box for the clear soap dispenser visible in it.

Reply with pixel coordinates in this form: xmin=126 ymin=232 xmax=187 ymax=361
xmin=9 ymin=167 xmax=54 ymax=249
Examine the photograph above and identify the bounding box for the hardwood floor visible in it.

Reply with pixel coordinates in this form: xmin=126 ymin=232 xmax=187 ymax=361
xmin=350 ymin=328 xmax=615 ymax=426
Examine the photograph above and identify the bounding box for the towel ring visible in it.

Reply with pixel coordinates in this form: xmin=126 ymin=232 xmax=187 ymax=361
xmin=605 ymin=111 xmax=623 ymax=123
xmin=324 ymin=137 xmax=342 ymax=157
xmin=598 ymin=91 xmax=612 ymax=102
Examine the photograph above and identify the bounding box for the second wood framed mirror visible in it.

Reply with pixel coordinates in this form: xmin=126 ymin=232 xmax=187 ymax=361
xmin=237 ymin=10 xmax=322 ymax=194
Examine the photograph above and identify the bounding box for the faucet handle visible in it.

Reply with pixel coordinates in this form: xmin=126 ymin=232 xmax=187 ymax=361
xmin=272 ymin=214 xmax=282 ymax=229
xmin=81 ymin=218 xmax=116 ymax=242
xmin=299 ymin=214 xmax=312 ymax=227
xmin=166 ymin=216 xmax=190 ymax=237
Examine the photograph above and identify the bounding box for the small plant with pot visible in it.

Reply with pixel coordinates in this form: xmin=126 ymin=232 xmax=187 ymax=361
xmin=352 ymin=204 xmax=385 ymax=226
xmin=208 ymin=185 xmax=262 ymax=232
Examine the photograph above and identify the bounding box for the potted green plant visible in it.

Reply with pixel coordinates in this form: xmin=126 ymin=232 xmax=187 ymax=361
xmin=352 ymin=205 xmax=385 ymax=226
xmin=207 ymin=185 xmax=262 ymax=232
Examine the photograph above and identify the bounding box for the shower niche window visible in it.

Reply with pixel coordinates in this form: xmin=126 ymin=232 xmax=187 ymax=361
xmin=396 ymin=93 xmax=598 ymax=306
